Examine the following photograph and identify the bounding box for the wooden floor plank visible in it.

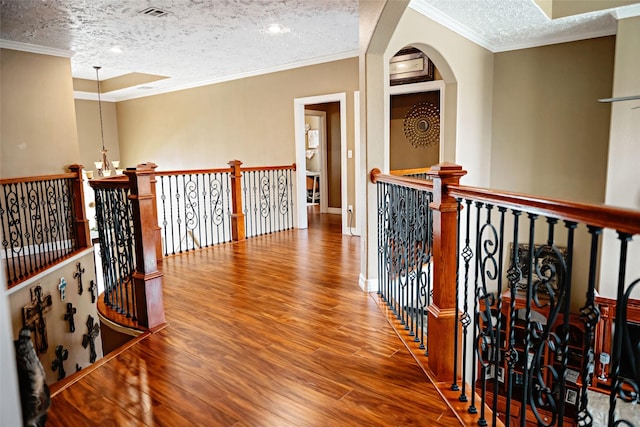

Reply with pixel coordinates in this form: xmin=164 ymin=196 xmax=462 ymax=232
xmin=48 ymin=211 xmax=460 ymax=426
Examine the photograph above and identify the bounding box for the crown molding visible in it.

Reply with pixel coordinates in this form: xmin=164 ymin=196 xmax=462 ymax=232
xmin=494 ymin=26 xmax=617 ymax=52
xmin=108 ymin=49 xmax=360 ymax=102
xmin=0 ymin=39 xmax=74 ymax=58
xmin=409 ymin=0 xmax=496 ymax=52
xmin=409 ymin=0 xmax=624 ymax=53
xmin=612 ymin=3 xmax=640 ymax=19
xmin=73 ymin=91 xmax=118 ymax=102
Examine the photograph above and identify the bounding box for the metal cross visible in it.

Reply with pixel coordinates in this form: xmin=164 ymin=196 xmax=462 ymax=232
xmin=51 ymin=344 xmax=68 ymax=381
xmin=64 ymin=302 xmax=77 ymax=333
xmin=82 ymin=315 xmax=100 ymax=363
xmin=58 ymin=277 xmax=67 ymax=301
xmin=22 ymin=285 xmax=53 ymax=353
xmin=74 ymin=262 xmax=85 ymax=295
xmin=89 ymin=280 xmax=98 ymax=304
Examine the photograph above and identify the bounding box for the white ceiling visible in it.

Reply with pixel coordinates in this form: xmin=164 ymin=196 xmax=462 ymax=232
xmin=1 ymin=0 xmax=639 ymax=101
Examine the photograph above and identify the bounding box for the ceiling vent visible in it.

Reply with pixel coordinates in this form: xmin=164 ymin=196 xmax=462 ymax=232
xmin=139 ymin=7 xmax=169 ymax=17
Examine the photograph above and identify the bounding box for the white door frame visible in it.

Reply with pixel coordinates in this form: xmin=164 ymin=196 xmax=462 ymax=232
xmin=294 ymin=92 xmax=348 ymax=232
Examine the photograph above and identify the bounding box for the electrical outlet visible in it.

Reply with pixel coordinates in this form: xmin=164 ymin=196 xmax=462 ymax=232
xmin=348 ymin=205 xmax=353 ymax=212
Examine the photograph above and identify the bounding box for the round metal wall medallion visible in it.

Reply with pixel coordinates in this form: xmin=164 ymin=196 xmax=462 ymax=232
xmin=403 ymin=102 xmax=440 ymax=148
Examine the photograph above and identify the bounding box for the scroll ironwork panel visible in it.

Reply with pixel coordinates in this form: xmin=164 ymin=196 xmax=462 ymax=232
xmin=241 ymin=167 xmax=294 ymax=238
xmin=376 ymin=180 xmax=433 ymax=355
xmin=156 ymin=171 xmax=232 ymax=256
xmin=1 ymin=176 xmax=78 ymax=287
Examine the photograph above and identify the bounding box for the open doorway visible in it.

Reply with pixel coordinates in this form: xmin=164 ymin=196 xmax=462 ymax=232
xmin=294 ymin=93 xmax=348 ymax=233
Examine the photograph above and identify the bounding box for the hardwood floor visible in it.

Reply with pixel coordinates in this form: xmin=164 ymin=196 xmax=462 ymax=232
xmin=48 ymin=211 xmax=460 ymax=426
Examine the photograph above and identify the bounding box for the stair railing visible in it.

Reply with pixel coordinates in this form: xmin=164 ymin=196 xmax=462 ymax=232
xmin=1 ymin=165 xmax=90 ymax=288
xmin=371 ymin=163 xmax=640 ymax=426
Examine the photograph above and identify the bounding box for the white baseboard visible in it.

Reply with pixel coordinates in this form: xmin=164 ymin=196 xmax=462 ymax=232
xmin=359 ymin=273 xmax=378 ymax=293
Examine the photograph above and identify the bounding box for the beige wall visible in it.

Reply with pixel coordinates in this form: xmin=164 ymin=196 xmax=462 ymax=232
xmin=75 ymin=99 xmax=121 ymax=174
xmin=364 ymin=4 xmax=494 ymax=286
xmin=387 ymin=9 xmax=494 ymax=187
xmin=491 ymin=36 xmax=615 ymax=202
xmin=599 ymin=17 xmax=640 ymax=299
xmin=390 ymin=91 xmax=441 ymax=170
xmin=116 ymin=58 xmax=358 ymax=171
xmin=0 ymin=49 xmax=80 ymax=178
xmin=490 ymin=36 xmax=616 ymax=308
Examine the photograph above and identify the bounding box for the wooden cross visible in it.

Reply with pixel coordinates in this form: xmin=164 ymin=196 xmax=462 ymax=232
xmin=74 ymin=262 xmax=85 ymax=295
xmin=64 ymin=303 xmax=76 ymax=333
xmin=89 ymin=280 xmax=98 ymax=304
xmin=22 ymin=285 xmax=53 ymax=353
xmin=51 ymin=345 xmax=68 ymax=381
xmin=82 ymin=315 xmax=100 ymax=363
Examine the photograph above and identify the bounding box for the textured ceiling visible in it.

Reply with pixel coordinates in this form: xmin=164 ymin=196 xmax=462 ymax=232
xmin=0 ymin=0 xmax=359 ymax=99
xmin=412 ymin=0 xmax=640 ymax=52
xmin=1 ymin=0 xmax=639 ymax=101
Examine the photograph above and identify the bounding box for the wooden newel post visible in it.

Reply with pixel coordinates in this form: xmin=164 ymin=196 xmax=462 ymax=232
xmin=124 ymin=164 xmax=166 ymax=330
xmin=68 ymin=164 xmax=91 ymax=249
xmin=426 ymin=162 xmax=466 ymax=382
xmin=145 ymin=162 xmax=163 ymax=263
xmin=228 ymin=160 xmax=246 ymax=241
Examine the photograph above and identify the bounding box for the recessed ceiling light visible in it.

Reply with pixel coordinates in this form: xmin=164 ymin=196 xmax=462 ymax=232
xmin=109 ymin=46 xmax=122 ymax=54
xmin=266 ymin=23 xmax=290 ymax=34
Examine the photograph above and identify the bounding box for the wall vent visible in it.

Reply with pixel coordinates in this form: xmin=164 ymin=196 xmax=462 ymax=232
xmin=139 ymin=7 xmax=169 ymax=17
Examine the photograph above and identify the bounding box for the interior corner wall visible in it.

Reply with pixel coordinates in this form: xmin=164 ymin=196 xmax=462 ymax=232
xmin=75 ymin=99 xmax=121 ymax=174
xmin=386 ymin=8 xmax=494 ymax=187
xmin=491 ymin=36 xmax=615 ymax=203
xmin=599 ymin=16 xmax=640 ymax=299
xmin=0 ymin=49 xmax=80 ymax=178
xmin=115 ymin=58 xmax=358 ymax=171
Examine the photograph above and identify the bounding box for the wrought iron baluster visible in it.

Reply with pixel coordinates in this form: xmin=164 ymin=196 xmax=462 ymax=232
xmin=0 ymin=185 xmax=12 ymax=282
xmin=608 ymin=232 xmax=634 ymax=426
xmin=521 ymin=213 xmax=538 ymax=423
xmin=489 ymin=206 xmax=506 ymax=427
xmin=51 ymin=179 xmax=64 ymax=264
xmin=452 ymin=198 xmax=462 ymax=392
xmin=468 ymin=200 xmax=483 ymax=416
xmin=505 ymin=209 xmax=522 ymax=422
xmin=25 ymin=181 xmax=38 ymax=275
xmin=476 ymin=203 xmax=499 ymax=427
xmin=377 ymin=181 xmax=385 ymax=302
xmin=159 ymin=176 xmax=167 ymax=256
xmin=35 ymin=180 xmax=45 ymax=268
xmin=576 ymin=225 xmax=602 ymax=427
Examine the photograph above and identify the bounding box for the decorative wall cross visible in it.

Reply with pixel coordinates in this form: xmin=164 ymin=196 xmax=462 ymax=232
xmin=82 ymin=315 xmax=100 ymax=363
xmin=74 ymin=262 xmax=85 ymax=295
xmin=89 ymin=280 xmax=98 ymax=304
xmin=64 ymin=303 xmax=76 ymax=333
xmin=51 ymin=345 xmax=68 ymax=381
xmin=22 ymin=285 xmax=53 ymax=353
xmin=58 ymin=277 xmax=67 ymax=301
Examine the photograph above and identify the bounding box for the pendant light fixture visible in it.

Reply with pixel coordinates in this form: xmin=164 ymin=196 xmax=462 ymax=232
xmin=92 ymin=66 xmax=119 ymax=177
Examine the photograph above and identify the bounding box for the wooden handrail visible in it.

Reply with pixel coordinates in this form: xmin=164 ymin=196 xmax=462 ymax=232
xmin=86 ymin=175 xmax=130 ymax=189
xmin=389 ymin=167 xmax=431 ymax=176
xmin=0 ymin=172 xmax=76 ymax=185
xmin=240 ymin=163 xmax=297 ymax=173
xmin=154 ymin=167 xmax=233 ymax=176
xmin=371 ymin=168 xmax=640 ymax=235
xmin=370 ymin=168 xmax=434 ymax=191
xmin=448 ymin=184 xmax=640 ymax=235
